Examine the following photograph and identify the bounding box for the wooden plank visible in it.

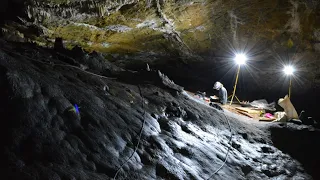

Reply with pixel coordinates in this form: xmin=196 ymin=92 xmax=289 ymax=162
xmin=235 ymin=107 xmax=262 ymax=114
xmin=259 ymin=117 xmax=276 ymax=122
xmin=235 ymin=107 xmax=249 ymax=113
xmin=236 ymin=110 xmax=254 ymax=118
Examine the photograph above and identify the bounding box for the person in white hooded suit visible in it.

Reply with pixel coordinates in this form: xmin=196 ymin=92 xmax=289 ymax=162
xmin=213 ymin=81 xmax=228 ymax=105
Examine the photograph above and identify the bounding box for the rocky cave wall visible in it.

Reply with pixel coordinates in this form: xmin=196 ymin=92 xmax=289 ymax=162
xmin=1 ymin=0 xmax=319 ymax=54
xmin=0 ymin=0 xmax=320 ymax=116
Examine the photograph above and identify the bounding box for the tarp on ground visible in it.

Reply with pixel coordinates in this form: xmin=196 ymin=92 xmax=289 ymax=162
xmin=250 ymin=99 xmax=276 ymax=111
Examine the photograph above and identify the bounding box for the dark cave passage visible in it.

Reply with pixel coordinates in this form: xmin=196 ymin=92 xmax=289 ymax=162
xmin=0 ymin=0 xmax=26 ymax=25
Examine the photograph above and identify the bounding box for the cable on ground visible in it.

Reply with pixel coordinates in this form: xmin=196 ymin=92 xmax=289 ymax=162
xmin=1 ymin=46 xmax=146 ymax=180
xmin=1 ymin=46 xmax=231 ymax=179
xmin=207 ymin=111 xmax=233 ymax=179
xmin=113 ymin=85 xmax=146 ymax=180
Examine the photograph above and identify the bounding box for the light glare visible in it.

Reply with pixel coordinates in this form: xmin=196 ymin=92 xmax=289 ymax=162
xmin=234 ymin=54 xmax=247 ymax=65
xmin=284 ymin=65 xmax=294 ymax=75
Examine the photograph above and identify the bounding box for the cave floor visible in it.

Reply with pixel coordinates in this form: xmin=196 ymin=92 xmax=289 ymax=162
xmin=185 ymin=91 xmax=273 ymax=122
xmin=0 ymin=40 xmax=318 ymax=180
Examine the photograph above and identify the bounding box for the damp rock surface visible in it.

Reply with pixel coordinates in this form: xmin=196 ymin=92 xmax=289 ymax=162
xmin=0 ymin=40 xmax=317 ymax=180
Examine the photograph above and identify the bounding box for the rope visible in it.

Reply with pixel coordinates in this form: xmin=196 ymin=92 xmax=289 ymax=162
xmin=1 ymin=46 xmax=146 ymax=179
xmin=113 ymin=85 xmax=146 ymax=180
xmin=53 ymin=63 xmax=116 ymax=80
xmin=206 ymin=112 xmax=233 ymax=179
xmin=1 ymin=46 xmax=232 ymax=179
xmin=0 ymin=47 xmax=116 ymax=80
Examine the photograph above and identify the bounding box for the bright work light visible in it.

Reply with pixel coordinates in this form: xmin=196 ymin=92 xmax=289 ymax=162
xmin=283 ymin=65 xmax=294 ymax=75
xmin=230 ymin=53 xmax=247 ymax=105
xmin=283 ymin=65 xmax=295 ymax=98
xmin=234 ymin=54 xmax=247 ymax=65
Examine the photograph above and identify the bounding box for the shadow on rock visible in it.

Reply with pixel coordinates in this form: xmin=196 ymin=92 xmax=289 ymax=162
xmin=270 ymin=124 xmax=320 ymax=179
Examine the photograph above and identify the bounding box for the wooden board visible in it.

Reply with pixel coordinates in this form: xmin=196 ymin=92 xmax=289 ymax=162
xmin=236 ymin=110 xmax=254 ymax=118
xmin=235 ymin=107 xmax=262 ymax=114
xmin=259 ymin=117 xmax=276 ymax=121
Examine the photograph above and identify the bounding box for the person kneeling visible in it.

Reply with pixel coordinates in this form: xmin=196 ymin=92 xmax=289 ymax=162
xmin=212 ymin=81 xmax=228 ymax=105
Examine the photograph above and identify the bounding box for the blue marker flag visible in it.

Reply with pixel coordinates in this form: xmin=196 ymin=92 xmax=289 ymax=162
xmin=74 ymin=104 xmax=80 ymax=114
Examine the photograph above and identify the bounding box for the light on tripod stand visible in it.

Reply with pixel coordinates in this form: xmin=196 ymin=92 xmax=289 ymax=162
xmin=283 ymin=65 xmax=295 ymax=98
xmin=230 ymin=54 xmax=247 ymax=105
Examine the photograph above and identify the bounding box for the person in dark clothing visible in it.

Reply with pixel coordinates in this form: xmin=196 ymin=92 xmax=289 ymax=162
xmin=213 ymin=81 xmax=228 ymax=105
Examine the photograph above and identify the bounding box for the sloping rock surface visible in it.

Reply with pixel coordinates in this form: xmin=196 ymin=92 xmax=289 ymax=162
xmin=1 ymin=0 xmax=320 ymax=119
xmin=0 ymin=40 xmax=315 ymax=179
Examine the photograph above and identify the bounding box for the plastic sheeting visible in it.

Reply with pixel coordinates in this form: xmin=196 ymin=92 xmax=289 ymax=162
xmin=250 ymin=99 xmax=276 ymax=111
